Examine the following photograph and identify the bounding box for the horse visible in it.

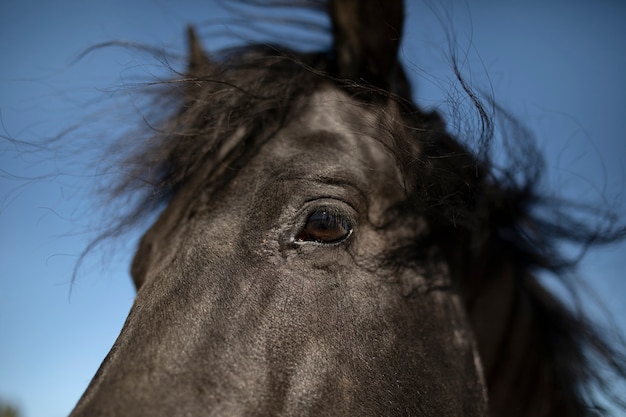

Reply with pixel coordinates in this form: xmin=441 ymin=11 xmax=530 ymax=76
xmin=69 ymin=1 xmax=625 ymax=416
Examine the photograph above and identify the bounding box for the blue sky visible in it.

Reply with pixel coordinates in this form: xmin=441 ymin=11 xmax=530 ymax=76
xmin=1 ymin=1 xmax=625 ymax=416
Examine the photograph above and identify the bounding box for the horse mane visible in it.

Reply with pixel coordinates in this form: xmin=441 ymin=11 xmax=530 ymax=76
xmin=98 ymin=4 xmax=626 ymax=416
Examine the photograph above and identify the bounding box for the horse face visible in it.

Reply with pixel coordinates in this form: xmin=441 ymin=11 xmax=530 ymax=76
xmin=70 ymin=87 xmax=487 ymax=416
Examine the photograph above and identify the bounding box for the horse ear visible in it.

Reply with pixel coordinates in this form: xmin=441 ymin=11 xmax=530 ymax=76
xmin=186 ymin=26 xmax=211 ymax=75
xmin=329 ymin=0 xmax=407 ymax=92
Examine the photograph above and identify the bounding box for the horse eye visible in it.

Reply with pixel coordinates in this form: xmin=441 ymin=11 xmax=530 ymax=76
xmin=296 ymin=210 xmax=352 ymax=244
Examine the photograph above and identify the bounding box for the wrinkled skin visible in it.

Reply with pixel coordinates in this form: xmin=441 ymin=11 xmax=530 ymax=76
xmin=71 ymin=88 xmax=487 ymax=416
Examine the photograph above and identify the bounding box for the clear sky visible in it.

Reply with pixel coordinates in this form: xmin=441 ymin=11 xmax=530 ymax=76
xmin=1 ymin=1 xmax=625 ymax=416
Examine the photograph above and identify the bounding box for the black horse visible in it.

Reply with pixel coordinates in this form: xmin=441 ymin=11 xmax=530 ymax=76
xmin=70 ymin=1 xmax=625 ymax=416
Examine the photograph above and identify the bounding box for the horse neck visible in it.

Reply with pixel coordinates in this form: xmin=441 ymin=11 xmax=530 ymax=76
xmin=458 ymin=244 xmax=585 ymax=417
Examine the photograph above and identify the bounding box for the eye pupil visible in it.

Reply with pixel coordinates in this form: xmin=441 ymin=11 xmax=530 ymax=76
xmin=296 ymin=210 xmax=352 ymax=244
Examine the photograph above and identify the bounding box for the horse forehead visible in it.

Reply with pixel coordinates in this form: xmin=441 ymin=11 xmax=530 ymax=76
xmin=271 ymin=86 xmax=402 ymax=173
xmin=304 ymin=87 xmax=381 ymax=134
xmin=302 ymin=87 xmax=390 ymax=145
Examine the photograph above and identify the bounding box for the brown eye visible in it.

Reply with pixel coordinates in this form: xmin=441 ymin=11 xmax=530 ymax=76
xmin=296 ymin=210 xmax=352 ymax=244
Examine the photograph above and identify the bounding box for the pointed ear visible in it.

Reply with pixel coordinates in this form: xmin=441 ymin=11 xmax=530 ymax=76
xmin=329 ymin=0 xmax=407 ymax=93
xmin=186 ymin=25 xmax=211 ymax=76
